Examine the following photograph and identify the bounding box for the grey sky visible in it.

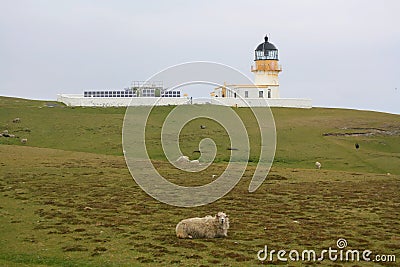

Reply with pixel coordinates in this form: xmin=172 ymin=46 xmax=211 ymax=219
xmin=1 ymin=0 xmax=399 ymax=114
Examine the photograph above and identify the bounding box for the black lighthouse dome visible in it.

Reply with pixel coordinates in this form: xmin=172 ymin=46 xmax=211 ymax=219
xmin=255 ymin=35 xmax=279 ymax=61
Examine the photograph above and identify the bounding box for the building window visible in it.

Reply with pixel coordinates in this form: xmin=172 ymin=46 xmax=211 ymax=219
xmin=245 ymin=91 xmax=249 ymax=98
xmin=259 ymin=91 xmax=264 ymax=98
xmin=268 ymin=89 xmax=271 ymax=98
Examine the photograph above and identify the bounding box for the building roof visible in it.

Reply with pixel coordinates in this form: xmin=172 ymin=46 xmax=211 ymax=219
xmin=255 ymin=35 xmax=278 ymax=51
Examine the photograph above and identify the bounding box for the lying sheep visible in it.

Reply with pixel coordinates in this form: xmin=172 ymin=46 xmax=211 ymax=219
xmin=13 ymin=118 xmax=21 ymax=123
xmin=176 ymin=155 xmax=190 ymax=163
xmin=176 ymin=212 xmax=229 ymax=239
xmin=315 ymin=161 xmax=321 ymax=169
xmin=21 ymin=138 xmax=28 ymax=144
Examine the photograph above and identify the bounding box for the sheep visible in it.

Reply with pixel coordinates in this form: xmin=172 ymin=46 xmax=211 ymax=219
xmin=315 ymin=161 xmax=321 ymax=169
xmin=21 ymin=138 xmax=28 ymax=144
xmin=176 ymin=155 xmax=190 ymax=163
xmin=176 ymin=212 xmax=229 ymax=239
xmin=190 ymin=159 xmax=200 ymax=164
xmin=9 ymin=134 xmax=15 ymax=138
xmin=200 ymin=125 xmax=206 ymax=129
xmin=2 ymin=130 xmax=8 ymax=134
xmin=12 ymin=118 xmax=21 ymax=123
xmin=355 ymin=143 xmax=360 ymax=149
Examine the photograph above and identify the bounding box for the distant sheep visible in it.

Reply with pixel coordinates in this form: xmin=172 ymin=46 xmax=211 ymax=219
xmin=13 ymin=118 xmax=21 ymax=123
xmin=200 ymin=125 xmax=206 ymax=129
xmin=176 ymin=212 xmax=229 ymax=239
xmin=2 ymin=130 xmax=8 ymax=134
xmin=21 ymin=138 xmax=28 ymax=144
xmin=9 ymin=134 xmax=15 ymax=138
xmin=176 ymin=156 xmax=190 ymax=163
xmin=315 ymin=161 xmax=321 ymax=169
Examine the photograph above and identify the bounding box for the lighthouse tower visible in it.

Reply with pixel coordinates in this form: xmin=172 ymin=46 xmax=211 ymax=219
xmin=251 ymin=35 xmax=282 ymax=98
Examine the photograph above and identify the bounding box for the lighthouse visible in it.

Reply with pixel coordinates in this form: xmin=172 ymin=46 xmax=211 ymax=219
xmin=251 ymin=35 xmax=282 ymax=98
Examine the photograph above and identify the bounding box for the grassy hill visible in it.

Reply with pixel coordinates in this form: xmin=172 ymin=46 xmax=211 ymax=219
xmin=0 ymin=96 xmax=399 ymax=266
xmin=1 ymin=96 xmax=399 ymax=174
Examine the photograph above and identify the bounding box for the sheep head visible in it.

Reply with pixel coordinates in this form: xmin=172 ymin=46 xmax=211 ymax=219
xmin=216 ymin=212 xmax=229 ymax=225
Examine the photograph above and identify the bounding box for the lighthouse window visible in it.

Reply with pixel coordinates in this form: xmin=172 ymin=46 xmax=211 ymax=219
xmin=268 ymin=89 xmax=271 ymax=98
xmin=259 ymin=91 xmax=264 ymax=98
xmin=256 ymin=51 xmax=266 ymax=60
xmin=266 ymin=50 xmax=278 ymax=60
xmin=245 ymin=91 xmax=249 ymax=98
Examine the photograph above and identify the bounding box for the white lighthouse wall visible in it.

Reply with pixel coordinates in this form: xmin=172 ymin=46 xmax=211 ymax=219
xmin=215 ymin=86 xmax=280 ymax=99
xmin=254 ymin=71 xmax=279 ymax=86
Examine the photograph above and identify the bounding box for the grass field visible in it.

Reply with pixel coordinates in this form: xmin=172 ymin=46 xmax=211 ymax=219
xmin=0 ymin=96 xmax=399 ymax=266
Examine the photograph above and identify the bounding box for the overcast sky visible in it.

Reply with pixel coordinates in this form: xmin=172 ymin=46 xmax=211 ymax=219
xmin=1 ymin=0 xmax=399 ymax=114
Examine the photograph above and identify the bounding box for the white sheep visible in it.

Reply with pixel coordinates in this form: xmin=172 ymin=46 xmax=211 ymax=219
xmin=21 ymin=138 xmax=28 ymax=144
xmin=9 ymin=134 xmax=15 ymax=138
xmin=176 ymin=156 xmax=190 ymax=163
xmin=315 ymin=161 xmax=321 ymax=169
xmin=13 ymin=118 xmax=21 ymax=123
xmin=176 ymin=212 xmax=229 ymax=239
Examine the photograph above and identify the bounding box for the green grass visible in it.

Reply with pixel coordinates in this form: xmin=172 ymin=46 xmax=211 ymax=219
xmin=0 ymin=96 xmax=399 ymax=266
